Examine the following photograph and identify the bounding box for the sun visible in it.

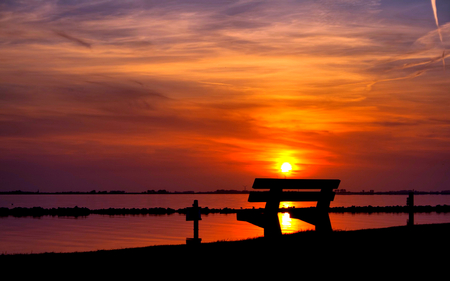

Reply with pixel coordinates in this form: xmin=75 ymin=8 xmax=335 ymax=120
xmin=281 ymin=162 xmax=292 ymax=173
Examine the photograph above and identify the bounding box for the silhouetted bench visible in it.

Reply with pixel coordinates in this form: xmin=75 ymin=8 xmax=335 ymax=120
xmin=237 ymin=178 xmax=340 ymax=237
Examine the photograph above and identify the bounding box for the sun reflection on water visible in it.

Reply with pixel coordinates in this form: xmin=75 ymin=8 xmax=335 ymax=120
xmin=281 ymin=212 xmax=291 ymax=227
xmin=278 ymin=212 xmax=315 ymax=234
xmin=278 ymin=201 xmax=317 ymax=233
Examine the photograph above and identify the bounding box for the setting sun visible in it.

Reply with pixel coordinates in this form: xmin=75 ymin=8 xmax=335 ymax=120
xmin=0 ymin=0 xmax=449 ymax=195
xmin=281 ymin=162 xmax=292 ymax=173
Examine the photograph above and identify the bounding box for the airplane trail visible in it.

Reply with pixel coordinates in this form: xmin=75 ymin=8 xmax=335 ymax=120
xmin=399 ymin=51 xmax=450 ymax=70
xmin=54 ymin=30 xmax=92 ymax=49
xmin=431 ymin=0 xmax=443 ymax=43
xmin=366 ymin=70 xmax=428 ymax=91
xmin=431 ymin=0 xmax=446 ymax=70
xmin=443 ymin=50 xmax=446 ymax=69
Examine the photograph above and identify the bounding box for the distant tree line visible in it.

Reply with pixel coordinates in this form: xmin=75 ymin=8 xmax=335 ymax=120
xmin=336 ymin=189 xmax=450 ymax=195
xmin=2 ymin=189 xmax=450 ymax=195
xmin=0 ymin=189 xmax=251 ymax=194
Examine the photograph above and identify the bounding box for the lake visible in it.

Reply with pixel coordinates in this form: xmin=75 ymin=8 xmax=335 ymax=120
xmin=1 ymin=194 xmax=449 ymax=254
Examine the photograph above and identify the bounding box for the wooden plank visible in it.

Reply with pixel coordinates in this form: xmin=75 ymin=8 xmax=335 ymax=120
xmin=236 ymin=210 xmax=267 ymax=228
xmin=252 ymin=178 xmax=340 ymax=190
xmin=288 ymin=209 xmax=333 ymax=231
xmin=237 ymin=210 xmax=282 ymax=237
xmin=247 ymin=191 xmax=335 ymax=202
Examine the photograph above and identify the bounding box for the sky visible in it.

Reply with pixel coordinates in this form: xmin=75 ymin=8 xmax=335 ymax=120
xmin=1 ymin=0 xmax=449 ymax=193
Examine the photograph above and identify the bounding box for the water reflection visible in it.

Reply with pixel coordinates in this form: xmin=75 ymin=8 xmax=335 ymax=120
xmin=2 ymin=212 xmax=450 ymax=254
xmin=279 ymin=212 xmax=315 ymax=234
xmin=281 ymin=212 xmax=291 ymax=227
xmin=280 ymin=201 xmax=316 ymax=209
xmin=2 ymin=192 xmax=450 ymax=255
xmin=2 ymin=194 xmax=449 ymax=209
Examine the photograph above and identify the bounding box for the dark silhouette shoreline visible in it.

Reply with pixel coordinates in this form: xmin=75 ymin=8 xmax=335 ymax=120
xmin=2 ymin=189 xmax=450 ymax=195
xmin=1 ymin=204 xmax=449 ymax=217
xmin=1 ymin=223 xmax=449 ymax=277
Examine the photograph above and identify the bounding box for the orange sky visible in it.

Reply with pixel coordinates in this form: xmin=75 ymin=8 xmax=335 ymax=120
xmin=1 ymin=0 xmax=449 ymax=192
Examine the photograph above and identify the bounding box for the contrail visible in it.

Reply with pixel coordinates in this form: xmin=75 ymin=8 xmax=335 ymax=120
xmin=398 ymin=51 xmax=450 ymax=70
xmin=431 ymin=0 xmax=443 ymax=43
xmin=443 ymin=50 xmax=446 ymax=69
xmin=53 ymin=30 xmax=92 ymax=49
xmin=431 ymin=0 xmax=446 ymax=70
xmin=366 ymin=70 xmax=428 ymax=91
xmin=361 ymin=2 xmax=446 ymax=91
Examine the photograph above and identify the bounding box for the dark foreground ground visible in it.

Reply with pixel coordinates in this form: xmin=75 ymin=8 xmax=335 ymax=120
xmin=2 ymin=223 xmax=449 ymax=278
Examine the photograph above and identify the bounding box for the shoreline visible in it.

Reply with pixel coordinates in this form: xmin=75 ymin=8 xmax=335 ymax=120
xmin=2 ymin=223 xmax=449 ymax=276
xmin=3 ymin=222 xmax=449 ymax=257
xmin=2 ymin=190 xmax=450 ymax=195
xmin=1 ymin=204 xmax=449 ymax=217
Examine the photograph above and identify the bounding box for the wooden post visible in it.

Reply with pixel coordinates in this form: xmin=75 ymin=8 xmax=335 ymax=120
xmin=186 ymin=200 xmax=202 ymax=244
xmin=407 ymin=192 xmax=414 ymax=227
xmin=193 ymin=200 xmax=199 ymax=240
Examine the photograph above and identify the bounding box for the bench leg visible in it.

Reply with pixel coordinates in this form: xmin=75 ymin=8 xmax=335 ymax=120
xmin=264 ymin=211 xmax=282 ymax=238
xmin=315 ymin=213 xmax=332 ymax=232
xmin=263 ymin=199 xmax=282 ymax=238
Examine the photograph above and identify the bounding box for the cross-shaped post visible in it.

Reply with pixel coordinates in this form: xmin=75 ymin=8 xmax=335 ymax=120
xmin=186 ymin=200 xmax=202 ymax=245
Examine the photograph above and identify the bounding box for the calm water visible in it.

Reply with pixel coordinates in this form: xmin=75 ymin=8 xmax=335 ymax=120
xmin=1 ymin=194 xmax=449 ymax=254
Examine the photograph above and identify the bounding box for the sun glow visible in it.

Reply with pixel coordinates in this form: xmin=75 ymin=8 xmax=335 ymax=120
xmin=281 ymin=162 xmax=292 ymax=173
xmin=280 ymin=212 xmax=291 ymax=227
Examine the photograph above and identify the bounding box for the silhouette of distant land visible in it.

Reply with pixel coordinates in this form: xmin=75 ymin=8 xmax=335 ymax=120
xmin=0 ymin=189 xmax=251 ymax=195
xmin=1 ymin=204 xmax=449 ymax=217
xmin=1 ymin=189 xmax=450 ymax=195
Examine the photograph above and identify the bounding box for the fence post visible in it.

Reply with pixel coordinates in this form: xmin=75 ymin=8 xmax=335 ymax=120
xmin=407 ymin=192 xmax=414 ymax=227
xmin=186 ymin=200 xmax=202 ymax=244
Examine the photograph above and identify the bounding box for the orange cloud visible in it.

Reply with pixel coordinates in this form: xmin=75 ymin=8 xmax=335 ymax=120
xmin=1 ymin=0 xmax=450 ymax=192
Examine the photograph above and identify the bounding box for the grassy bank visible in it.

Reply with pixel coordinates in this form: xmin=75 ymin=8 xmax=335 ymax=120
xmin=2 ymin=223 xmax=449 ymax=273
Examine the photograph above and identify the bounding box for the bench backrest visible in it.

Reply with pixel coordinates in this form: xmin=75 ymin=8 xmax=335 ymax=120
xmin=248 ymin=178 xmax=340 ymax=209
xmin=252 ymin=178 xmax=340 ymax=190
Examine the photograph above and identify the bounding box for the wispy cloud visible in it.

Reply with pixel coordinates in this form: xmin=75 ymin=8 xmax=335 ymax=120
xmin=53 ymin=30 xmax=92 ymax=49
xmin=1 ymin=0 xmax=450 ymax=192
